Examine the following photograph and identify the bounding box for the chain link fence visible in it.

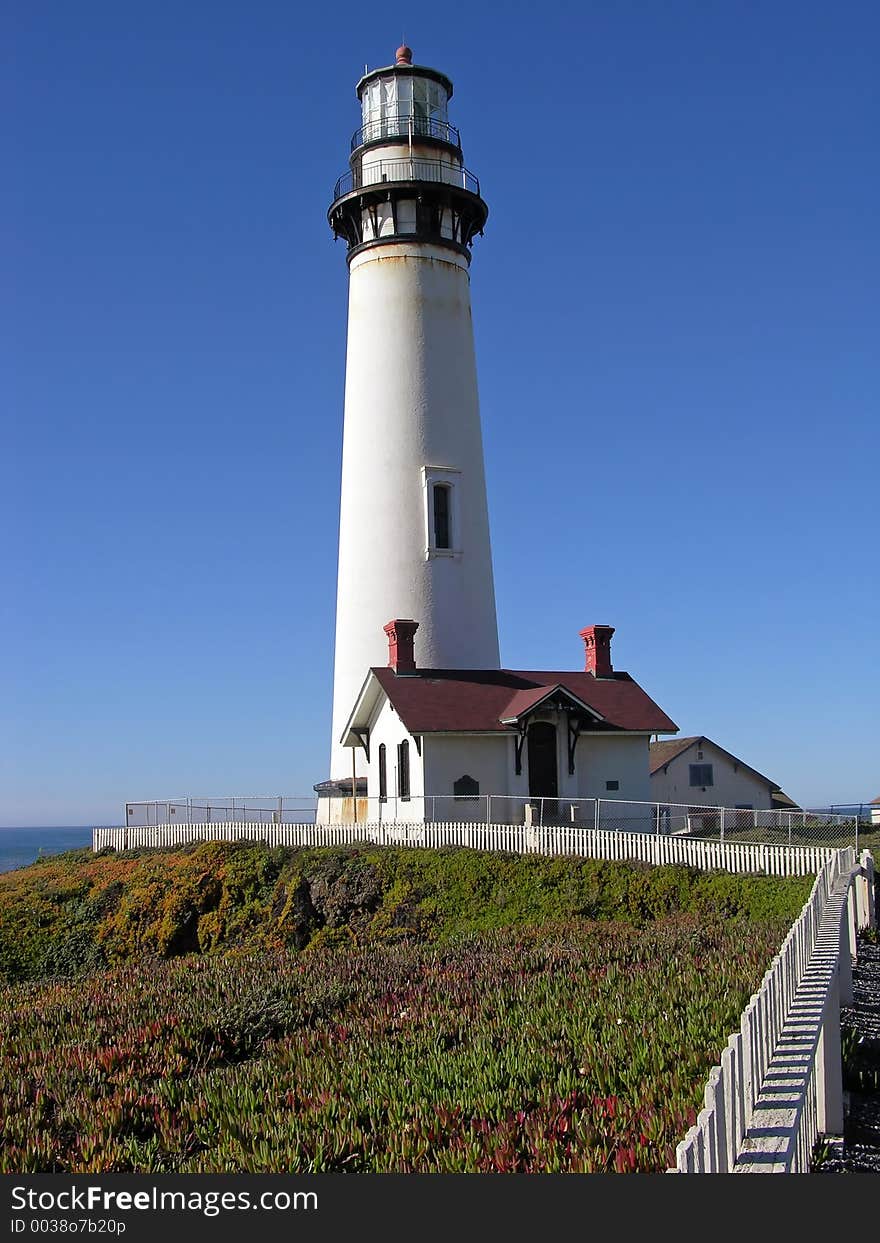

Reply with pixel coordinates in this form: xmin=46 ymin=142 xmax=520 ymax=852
xmin=119 ymin=795 xmax=865 ymax=850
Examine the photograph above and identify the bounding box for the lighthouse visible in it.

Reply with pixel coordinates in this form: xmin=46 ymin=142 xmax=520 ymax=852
xmin=321 ymin=46 xmax=501 ymax=799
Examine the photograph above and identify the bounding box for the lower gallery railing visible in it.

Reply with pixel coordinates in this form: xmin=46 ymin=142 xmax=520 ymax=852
xmin=91 ymin=821 xmax=837 ymax=877
xmin=672 ymin=847 xmax=876 ymax=1172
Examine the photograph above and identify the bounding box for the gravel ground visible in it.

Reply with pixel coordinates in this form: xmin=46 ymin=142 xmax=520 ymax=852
xmin=813 ymin=933 xmax=880 ymax=1173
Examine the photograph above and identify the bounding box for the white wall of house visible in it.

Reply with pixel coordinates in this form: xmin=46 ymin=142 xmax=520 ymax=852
xmin=423 ymin=734 xmax=513 ymax=821
xmin=650 ymin=740 xmax=774 ymax=810
xmin=378 ymin=708 xmax=653 ymax=823
xmin=510 ymin=714 xmax=649 ymax=804
xmin=352 ymin=694 xmax=658 ymax=824
xmin=575 ymin=733 xmax=652 ymax=803
xmin=363 ymin=698 xmax=427 ymax=821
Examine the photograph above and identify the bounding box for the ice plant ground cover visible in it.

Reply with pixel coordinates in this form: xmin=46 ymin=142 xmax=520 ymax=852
xmin=0 ymin=843 xmax=813 ymax=1172
xmin=3 ymin=920 xmax=801 ymax=1173
xmin=0 ymin=841 xmax=812 ymax=981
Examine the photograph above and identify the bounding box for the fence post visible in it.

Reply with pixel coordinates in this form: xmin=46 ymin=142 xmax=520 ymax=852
xmin=539 ymin=798 xmax=545 ymax=828
xmin=594 ymin=799 xmax=600 ymax=832
xmin=720 ymin=807 xmax=725 ymax=843
xmin=847 ymin=884 xmax=859 ymax=965
xmin=838 ymin=902 xmax=854 ymax=1007
xmin=860 ymin=850 xmax=876 ymax=929
xmin=816 ymin=969 xmax=844 ymax=1138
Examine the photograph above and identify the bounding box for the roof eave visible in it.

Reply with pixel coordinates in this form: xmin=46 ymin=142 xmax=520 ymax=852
xmin=339 ymin=670 xmax=385 ymax=747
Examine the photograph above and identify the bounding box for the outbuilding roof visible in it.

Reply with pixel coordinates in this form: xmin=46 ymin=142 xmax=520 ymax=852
xmin=648 ymin=736 xmax=703 ymax=774
xmin=649 ymin=735 xmax=780 ymax=792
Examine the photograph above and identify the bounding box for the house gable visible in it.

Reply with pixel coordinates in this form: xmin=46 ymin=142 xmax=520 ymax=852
xmin=649 ymin=737 xmax=779 ymax=811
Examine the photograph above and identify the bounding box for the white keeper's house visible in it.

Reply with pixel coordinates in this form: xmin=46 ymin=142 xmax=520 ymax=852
xmin=326 ymin=619 xmax=678 ymax=823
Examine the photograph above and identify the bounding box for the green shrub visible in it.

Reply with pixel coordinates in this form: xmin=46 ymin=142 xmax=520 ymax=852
xmin=0 ymin=843 xmax=814 ymax=984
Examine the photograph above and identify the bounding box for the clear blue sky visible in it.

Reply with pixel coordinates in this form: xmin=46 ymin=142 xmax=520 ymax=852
xmin=4 ymin=2 xmax=878 ymax=825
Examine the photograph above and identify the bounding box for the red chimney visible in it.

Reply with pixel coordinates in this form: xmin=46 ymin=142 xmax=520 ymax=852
xmin=579 ymin=624 xmax=615 ymax=677
xmin=384 ymin=619 xmax=419 ymax=673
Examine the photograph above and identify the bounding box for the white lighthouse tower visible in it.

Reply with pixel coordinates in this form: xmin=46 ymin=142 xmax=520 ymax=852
xmin=322 ymin=45 xmax=500 ymax=796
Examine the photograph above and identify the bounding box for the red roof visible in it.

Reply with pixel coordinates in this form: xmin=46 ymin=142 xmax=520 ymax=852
xmin=370 ymin=667 xmax=677 ymax=734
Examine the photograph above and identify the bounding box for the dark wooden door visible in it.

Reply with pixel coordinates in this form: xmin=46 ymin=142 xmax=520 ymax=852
xmin=527 ymin=722 xmax=558 ymax=806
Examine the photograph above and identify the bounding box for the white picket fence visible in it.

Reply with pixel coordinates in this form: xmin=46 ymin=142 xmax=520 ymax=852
xmin=673 ymin=847 xmax=876 ymax=1172
xmin=91 ymin=821 xmax=837 ymax=877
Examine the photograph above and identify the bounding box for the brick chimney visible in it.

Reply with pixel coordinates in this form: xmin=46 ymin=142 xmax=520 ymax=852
xmin=383 ymin=619 xmax=419 ymax=674
xmin=579 ymin=624 xmax=615 ymax=677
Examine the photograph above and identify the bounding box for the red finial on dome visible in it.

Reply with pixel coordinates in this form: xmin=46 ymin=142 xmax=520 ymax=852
xmin=395 ymin=45 xmax=413 ymax=65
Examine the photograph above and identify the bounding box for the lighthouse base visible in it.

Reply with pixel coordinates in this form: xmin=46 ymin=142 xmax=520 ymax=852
xmin=313 ymin=777 xmax=369 ymax=826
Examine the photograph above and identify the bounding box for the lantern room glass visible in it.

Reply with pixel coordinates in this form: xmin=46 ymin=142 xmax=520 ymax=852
xmin=361 ymin=74 xmax=449 ymax=142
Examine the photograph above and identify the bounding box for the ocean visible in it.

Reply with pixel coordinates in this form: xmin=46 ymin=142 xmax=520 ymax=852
xmin=0 ymin=827 xmax=93 ymax=874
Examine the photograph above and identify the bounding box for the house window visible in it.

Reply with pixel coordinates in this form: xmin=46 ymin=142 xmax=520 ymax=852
xmin=397 ymin=740 xmax=410 ymax=801
xmin=605 ymin=780 xmax=619 ymax=792
xmin=453 ymin=774 xmax=479 ymax=801
xmin=433 ymin=484 xmax=451 ymax=550
xmin=378 ymin=744 xmax=387 ymax=803
xmin=689 ymin=764 xmax=714 ymax=788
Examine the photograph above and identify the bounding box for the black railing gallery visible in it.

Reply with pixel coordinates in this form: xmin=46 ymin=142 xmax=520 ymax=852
xmin=333 ymin=157 xmax=480 ymax=202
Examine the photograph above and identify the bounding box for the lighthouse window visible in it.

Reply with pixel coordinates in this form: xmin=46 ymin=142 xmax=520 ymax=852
xmin=383 ymin=77 xmax=397 ymax=114
xmin=422 ymin=466 xmax=461 ymax=558
xmin=433 ymin=484 xmax=451 ymax=549
xmin=413 ymin=78 xmax=429 ymax=123
xmin=397 ymin=740 xmax=411 ymax=801
xmin=400 ymin=78 xmax=416 ymax=113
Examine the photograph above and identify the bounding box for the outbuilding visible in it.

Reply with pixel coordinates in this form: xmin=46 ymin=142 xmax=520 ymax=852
xmin=649 ymin=735 xmax=793 ymax=814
